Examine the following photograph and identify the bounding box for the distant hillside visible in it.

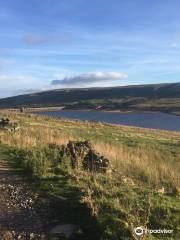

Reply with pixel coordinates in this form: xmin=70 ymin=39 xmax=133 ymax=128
xmin=0 ymin=82 xmax=180 ymax=114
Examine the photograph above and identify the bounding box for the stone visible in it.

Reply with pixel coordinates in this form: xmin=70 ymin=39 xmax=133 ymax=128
xmin=66 ymin=140 xmax=110 ymax=172
xmin=157 ymin=187 xmax=165 ymax=194
xmin=0 ymin=118 xmax=10 ymax=128
xmin=50 ymin=224 xmax=77 ymax=239
xmin=66 ymin=140 xmax=91 ymax=169
xmin=40 ymin=233 xmax=47 ymax=240
xmin=83 ymin=149 xmax=109 ymax=172
xmin=30 ymin=233 xmax=35 ymax=239
xmin=2 ymin=231 xmax=13 ymax=240
xmin=0 ymin=117 xmax=19 ymax=131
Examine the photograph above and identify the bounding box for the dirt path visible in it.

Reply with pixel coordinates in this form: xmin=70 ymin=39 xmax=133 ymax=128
xmin=0 ymin=145 xmax=101 ymax=240
xmin=0 ymin=146 xmax=63 ymax=240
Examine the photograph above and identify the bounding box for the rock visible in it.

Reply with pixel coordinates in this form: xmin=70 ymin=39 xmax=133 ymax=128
xmin=66 ymin=140 xmax=91 ymax=169
xmin=0 ymin=118 xmax=10 ymax=128
xmin=157 ymin=187 xmax=165 ymax=194
xmin=30 ymin=233 xmax=35 ymax=239
xmin=50 ymin=224 xmax=77 ymax=239
xmin=66 ymin=140 xmax=110 ymax=172
xmin=0 ymin=117 xmax=19 ymax=131
xmin=40 ymin=233 xmax=47 ymax=240
xmin=2 ymin=231 xmax=13 ymax=240
xmin=83 ymin=150 xmax=109 ymax=172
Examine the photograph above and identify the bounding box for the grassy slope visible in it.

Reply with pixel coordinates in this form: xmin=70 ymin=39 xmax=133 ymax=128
xmin=0 ymin=82 xmax=180 ymax=114
xmin=0 ymin=112 xmax=180 ymax=239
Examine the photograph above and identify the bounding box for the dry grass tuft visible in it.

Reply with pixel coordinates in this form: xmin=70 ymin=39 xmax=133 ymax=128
xmin=94 ymin=142 xmax=179 ymax=187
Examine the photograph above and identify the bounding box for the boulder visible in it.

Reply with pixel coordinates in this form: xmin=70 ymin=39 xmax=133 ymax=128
xmin=0 ymin=118 xmax=10 ymax=128
xmin=50 ymin=224 xmax=78 ymax=239
xmin=83 ymin=149 xmax=109 ymax=172
xmin=66 ymin=140 xmax=110 ymax=172
xmin=1 ymin=231 xmax=13 ymax=240
xmin=0 ymin=117 xmax=19 ymax=131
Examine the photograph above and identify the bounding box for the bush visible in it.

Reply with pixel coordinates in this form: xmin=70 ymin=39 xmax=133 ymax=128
xmin=16 ymin=148 xmax=51 ymax=178
xmin=23 ymin=148 xmax=50 ymax=178
xmin=11 ymin=144 xmax=73 ymax=178
xmin=12 ymin=145 xmax=63 ymax=178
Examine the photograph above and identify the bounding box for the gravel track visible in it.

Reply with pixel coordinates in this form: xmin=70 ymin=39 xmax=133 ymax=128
xmin=0 ymin=148 xmax=59 ymax=240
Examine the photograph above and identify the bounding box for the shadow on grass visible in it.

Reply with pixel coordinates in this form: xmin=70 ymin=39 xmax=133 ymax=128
xmin=37 ymin=177 xmax=101 ymax=240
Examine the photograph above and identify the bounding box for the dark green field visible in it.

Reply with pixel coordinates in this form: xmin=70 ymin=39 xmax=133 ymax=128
xmin=0 ymin=82 xmax=180 ymax=115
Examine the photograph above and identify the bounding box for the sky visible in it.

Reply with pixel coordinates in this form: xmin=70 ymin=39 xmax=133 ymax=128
xmin=0 ymin=0 xmax=180 ymax=98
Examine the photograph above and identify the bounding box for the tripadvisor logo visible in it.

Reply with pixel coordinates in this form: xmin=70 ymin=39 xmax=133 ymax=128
xmin=134 ymin=227 xmax=144 ymax=236
xmin=134 ymin=227 xmax=173 ymax=236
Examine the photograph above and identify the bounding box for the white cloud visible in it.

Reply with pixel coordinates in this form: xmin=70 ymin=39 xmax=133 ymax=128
xmin=0 ymin=73 xmax=62 ymax=98
xmin=0 ymin=74 xmax=40 ymax=97
xmin=51 ymin=72 xmax=128 ymax=86
xmin=0 ymin=71 xmax=128 ymax=98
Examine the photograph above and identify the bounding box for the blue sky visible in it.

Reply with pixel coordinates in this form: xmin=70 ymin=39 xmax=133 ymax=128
xmin=0 ymin=0 xmax=180 ymax=97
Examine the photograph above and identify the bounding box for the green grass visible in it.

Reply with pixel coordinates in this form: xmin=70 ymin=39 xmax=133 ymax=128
xmin=0 ymin=112 xmax=180 ymax=239
xmin=0 ymin=144 xmax=101 ymax=240
xmin=5 ymin=144 xmax=180 ymax=239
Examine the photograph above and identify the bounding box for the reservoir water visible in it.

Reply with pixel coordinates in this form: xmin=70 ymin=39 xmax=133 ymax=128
xmin=34 ymin=110 xmax=180 ymax=131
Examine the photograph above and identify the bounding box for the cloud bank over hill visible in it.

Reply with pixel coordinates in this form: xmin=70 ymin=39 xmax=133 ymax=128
xmin=51 ymin=72 xmax=128 ymax=86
